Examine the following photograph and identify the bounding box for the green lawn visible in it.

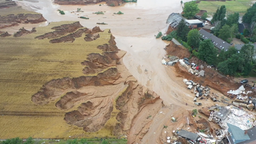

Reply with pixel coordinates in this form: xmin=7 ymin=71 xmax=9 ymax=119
xmin=198 ymin=0 xmax=254 ymax=15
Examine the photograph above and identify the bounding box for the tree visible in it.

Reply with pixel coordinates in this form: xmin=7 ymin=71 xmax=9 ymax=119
xmin=217 ymin=54 xmax=244 ymax=76
xmin=219 ymin=6 xmax=226 ymax=20
xmin=176 ymin=19 xmax=190 ymax=41
xmin=187 ymin=29 xmax=201 ymax=49
xmin=218 ymin=49 xmax=226 ymax=64
xmin=243 ymin=29 xmax=250 ymax=37
xmin=213 ymin=21 xmax=222 ymax=36
xmin=183 ymin=1 xmax=199 ymax=19
xmin=198 ymin=39 xmax=217 ymax=65
xmin=211 ymin=5 xmax=226 ymax=23
xmin=240 ymin=44 xmax=255 ymax=63
xmin=201 ymin=12 xmax=207 ymax=20
xmin=242 ymin=3 xmax=256 ymax=24
xmin=251 ymin=27 xmax=256 ymax=42
xmin=217 ymin=44 xmax=254 ymax=76
xmin=230 ymin=24 xmax=238 ymax=38
xmin=218 ymin=24 xmax=231 ymax=41
xmin=225 ymin=46 xmax=238 ymax=59
xmin=218 ymin=46 xmax=238 ymax=64
xmin=226 ymin=12 xmax=239 ymax=26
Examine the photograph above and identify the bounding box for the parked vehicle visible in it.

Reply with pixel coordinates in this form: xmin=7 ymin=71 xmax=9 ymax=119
xmin=194 ymin=102 xmax=202 ymax=106
xmin=184 ymin=60 xmax=190 ymax=65
xmin=184 ymin=58 xmax=189 ymax=61
xmin=240 ymin=79 xmax=248 ymax=84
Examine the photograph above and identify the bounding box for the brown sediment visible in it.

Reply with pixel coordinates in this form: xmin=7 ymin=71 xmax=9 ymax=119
xmin=84 ymin=33 xmax=100 ymax=42
xmin=13 ymin=27 xmax=36 ymax=37
xmin=0 ymin=13 xmax=46 ymax=29
xmin=35 ymin=22 xmax=83 ymax=40
xmin=0 ymin=0 xmax=17 ymax=9
xmin=0 ymin=31 xmax=11 ymax=37
xmin=50 ymin=28 xmax=89 ymax=43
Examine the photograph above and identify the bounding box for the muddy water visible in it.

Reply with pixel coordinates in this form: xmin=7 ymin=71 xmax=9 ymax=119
xmin=13 ymin=0 xmax=196 ymax=142
xmin=15 ymin=0 xmax=195 ymax=105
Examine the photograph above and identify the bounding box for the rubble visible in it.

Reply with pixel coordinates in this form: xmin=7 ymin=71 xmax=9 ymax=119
xmin=162 ymin=55 xmax=179 ymax=66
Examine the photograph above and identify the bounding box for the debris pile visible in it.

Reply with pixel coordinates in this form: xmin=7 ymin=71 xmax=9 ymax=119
xmin=228 ymin=85 xmax=255 ymax=110
xmin=178 ymin=58 xmax=205 ymax=77
xmin=162 ymin=55 xmax=179 ymax=66
xmin=183 ymin=79 xmax=213 ymax=106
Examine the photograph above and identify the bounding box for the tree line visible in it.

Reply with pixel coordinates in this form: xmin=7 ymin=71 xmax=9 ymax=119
xmin=163 ymin=1 xmax=256 ymax=76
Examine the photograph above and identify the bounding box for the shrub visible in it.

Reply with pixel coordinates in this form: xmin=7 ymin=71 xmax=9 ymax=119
xmin=177 ymin=39 xmax=192 ymax=52
xmin=227 ymin=38 xmax=232 ymax=44
xmin=192 ymin=109 xmax=197 ymax=117
xmin=116 ymin=11 xmax=124 ymax=15
xmin=162 ymin=34 xmax=173 ymax=41
xmin=58 ymin=9 xmax=65 ymax=15
xmin=79 ymin=16 xmax=89 ymax=19
xmin=156 ymin=32 xmax=162 ymax=38
xmin=94 ymin=11 xmax=104 ymax=14
xmin=243 ymin=29 xmax=250 ymax=37
xmin=241 ymin=35 xmax=250 ymax=43
xmin=192 ymin=50 xmax=199 ymax=57
xmin=236 ymin=34 xmax=241 ymax=39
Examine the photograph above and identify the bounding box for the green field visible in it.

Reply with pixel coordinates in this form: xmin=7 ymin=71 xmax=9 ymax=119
xmin=198 ymin=0 xmax=254 ymax=15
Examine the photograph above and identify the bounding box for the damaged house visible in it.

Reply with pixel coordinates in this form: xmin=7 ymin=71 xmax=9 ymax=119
xmin=209 ymin=106 xmax=230 ymax=123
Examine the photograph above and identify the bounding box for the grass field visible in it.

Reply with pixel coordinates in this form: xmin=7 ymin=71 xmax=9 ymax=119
xmin=0 ymin=22 xmax=119 ymax=139
xmin=198 ymin=0 xmax=254 ymax=15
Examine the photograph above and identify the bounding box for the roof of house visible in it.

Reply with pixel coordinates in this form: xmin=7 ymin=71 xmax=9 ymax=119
xmin=235 ymin=43 xmax=256 ymax=51
xmin=199 ymin=29 xmax=232 ymax=51
xmin=227 ymin=123 xmax=250 ymax=144
xmin=238 ymin=23 xmax=245 ymax=34
xmin=176 ymin=130 xmax=199 ymax=141
xmin=238 ymin=125 xmax=256 ymax=144
xmin=166 ymin=13 xmax=183 ymax=28
xmin=212 ymin=106 xmax=230 ymax=121
xmin=195 ymin=10 xmax=207 ymax=18
xmin=185 ymin=19 xmax=203 ymax=25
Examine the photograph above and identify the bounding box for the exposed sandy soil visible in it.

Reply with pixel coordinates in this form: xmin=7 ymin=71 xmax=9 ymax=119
xmin=0 ymin=0 xmax=240 ymax=143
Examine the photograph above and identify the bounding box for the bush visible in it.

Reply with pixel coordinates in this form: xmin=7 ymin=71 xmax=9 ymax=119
xmin=58 ymin=9 xmax=65 ymax=15
xmin=116 ymin=11 xmax=124 ymax=14
xmin=227 ymin=38 xmax=232 ymax=44
xmin=241 ymin=35 xmax=250 ymax=43
xmin=94 ymin=11 xmax=104 ymax=14
xmin=243 ymin=29 xmax=250 ymax=37
xmin=177 ymin=39 xmax=192 ymax=52
xmin=192 ymin=109 xmax=197 ymax=117
xmin=156 ymin=32 xmax=162 ymax=38
xmin=162 ymin=35 xmax=172 ymax=41
xmin=236 ymin=33 xmax=241 ymax=39
xmin=79 ymin=16 xmax=89 ymax=19
xmin=192 ymin=50 xmax=199 ymax=57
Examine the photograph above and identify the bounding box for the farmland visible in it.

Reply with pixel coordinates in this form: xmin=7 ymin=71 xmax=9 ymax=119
xmin=0 ymin=22 xmax=111 ymax=139
xmin=198 ymin=0 xmax=254 ymax=15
